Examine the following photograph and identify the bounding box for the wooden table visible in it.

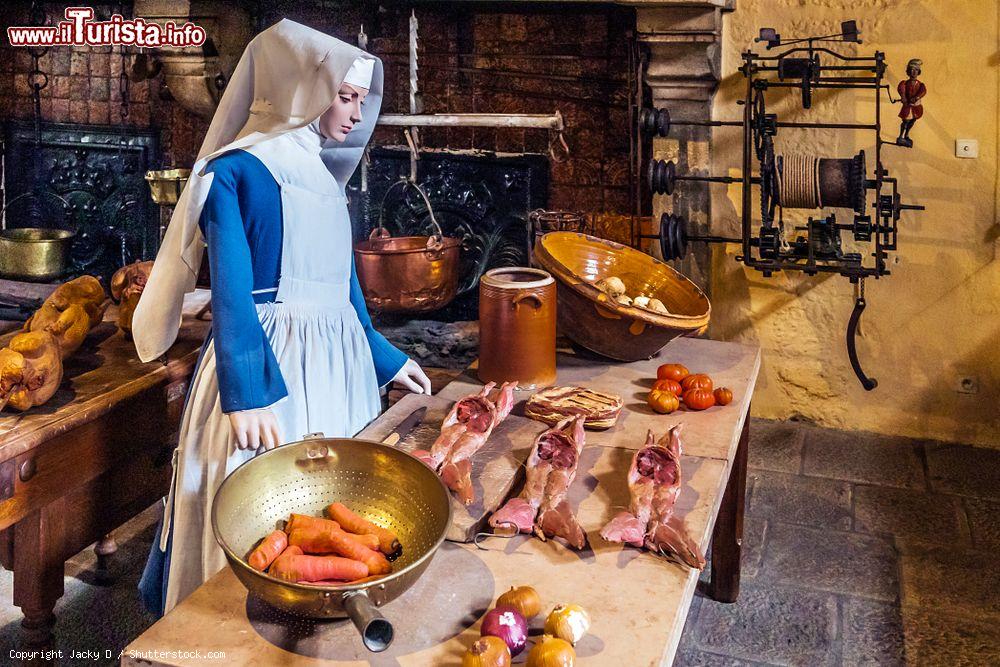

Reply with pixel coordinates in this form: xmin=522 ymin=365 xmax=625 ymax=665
xmin=0 ymin=290 xmax=212 ymax=647
xmin=122 ymin=337 xmax=760 ymax=666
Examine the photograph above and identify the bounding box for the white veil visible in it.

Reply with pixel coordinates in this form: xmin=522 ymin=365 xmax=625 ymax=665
xmin=132 ymin=19 xmax=383 ymax=362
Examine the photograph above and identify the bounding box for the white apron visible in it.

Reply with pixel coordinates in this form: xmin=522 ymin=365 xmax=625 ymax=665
xmin=160 ymin=132 xmax=382 ymax=614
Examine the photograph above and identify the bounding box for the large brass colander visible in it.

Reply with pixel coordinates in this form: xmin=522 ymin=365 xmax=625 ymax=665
xmin=212 ymin=435 xmax=452 ymax=651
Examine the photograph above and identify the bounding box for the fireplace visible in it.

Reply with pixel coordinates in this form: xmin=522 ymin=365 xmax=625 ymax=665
xmin=1 ymin=120 xmax=161 ymax=284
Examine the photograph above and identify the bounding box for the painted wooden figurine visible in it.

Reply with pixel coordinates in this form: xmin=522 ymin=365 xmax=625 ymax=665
xmin=896 ymin=58 xmax=925 ymax=148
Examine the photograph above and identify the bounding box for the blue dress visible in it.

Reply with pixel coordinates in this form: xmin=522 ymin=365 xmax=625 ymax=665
xmin=138 ymin=148 xmax=406 ymax=616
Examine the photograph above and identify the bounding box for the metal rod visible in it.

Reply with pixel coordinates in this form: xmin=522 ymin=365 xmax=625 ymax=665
xmin=763 ymin=81 xmax=880 ymax=90
xmin=677 ymin=174 xmax=758 ymax=185
xmin=379 ymin=112 xmax=564 ymax=130
xmin=741 ymin=64 xmax=753 ymax=262
xmin=671 ymin=119 xmax=878 ymax=131
xmin=638 ymin=233 xmax=741 ymax=244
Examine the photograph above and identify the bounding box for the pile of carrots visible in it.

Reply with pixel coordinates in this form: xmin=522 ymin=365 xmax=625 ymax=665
xmin=246 ymin=502 xmax=402 ymax=585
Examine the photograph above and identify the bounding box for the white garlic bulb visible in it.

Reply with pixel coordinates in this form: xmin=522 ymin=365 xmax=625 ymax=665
xmin=594 ymin=276 xmax=626 ymax=299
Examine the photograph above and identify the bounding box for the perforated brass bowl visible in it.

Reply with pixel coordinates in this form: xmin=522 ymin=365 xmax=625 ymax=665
xmin=534 ymin=232 xmax=711 ymax=361
xmin=212 ymin=436 xmax=451 ymax=647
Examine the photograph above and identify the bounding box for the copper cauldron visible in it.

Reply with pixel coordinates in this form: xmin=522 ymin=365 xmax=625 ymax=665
xmin=354 ymin=180 xmax=461 ymax=313
xmin=478 ymin=266 xmax=557 ymax=390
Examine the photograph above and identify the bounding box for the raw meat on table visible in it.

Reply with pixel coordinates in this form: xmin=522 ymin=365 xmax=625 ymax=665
xmin=412 ymin=381 xmax=518 ymax=505
xmin=600 ymin=425 xmax=706 ymax=569
xmin=489 ymin=415 xmax=589 ymax=549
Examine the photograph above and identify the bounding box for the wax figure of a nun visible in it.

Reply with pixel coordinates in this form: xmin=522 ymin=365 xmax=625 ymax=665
xmin=132 ymin=18 xmax=431 ymax=616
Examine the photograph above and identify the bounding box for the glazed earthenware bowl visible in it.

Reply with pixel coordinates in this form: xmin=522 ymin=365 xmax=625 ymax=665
xmin=533 ymin=232 xmax=711 ymax=361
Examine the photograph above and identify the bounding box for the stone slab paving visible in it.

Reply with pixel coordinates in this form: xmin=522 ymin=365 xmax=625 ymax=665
xmin=841 ymin=597 xmax=906 ymax=666
xmin=748 ymin=469 xmax=853 ymax=530
xmin=677 ymin=418 xmax=1000 ymax=666
xmin=800 ymin=425 xmax=926 ymax=490
xmin=925 ymin=442 xmax=1000 ymax=499
xmin=0 ymin=417 xmax=997 ymax=666
xmin=963 ymin=497 xmax=1000 ymax=548
xmin=852 ymin=485 xmax=970 ymax=544
xmin=902 ymin=606 xmax=1000 ymax=665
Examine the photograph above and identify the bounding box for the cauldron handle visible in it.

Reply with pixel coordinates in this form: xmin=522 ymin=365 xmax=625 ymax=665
xmin=343 ymin=590 xmax=394 ymax=652
xmin=376 ymin=177 xmax=444 ymax=245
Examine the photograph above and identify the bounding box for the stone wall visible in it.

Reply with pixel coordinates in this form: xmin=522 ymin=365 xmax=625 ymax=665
xmin=705 ymin=1 xmax=1000 ymax=447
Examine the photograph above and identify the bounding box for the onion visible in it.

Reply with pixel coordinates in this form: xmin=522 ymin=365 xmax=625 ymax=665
xmin=481 ymin=605 xmax=529 ymax=657
xmin=544 ymin=604 xmax=590 ymax=645
xmin=463 ymin=636 xmax=511 ymax=667
xmin=497 ymin=586 xmax=542 ymax=620
xmin=526 ymin=635 xmax=576 ymax=666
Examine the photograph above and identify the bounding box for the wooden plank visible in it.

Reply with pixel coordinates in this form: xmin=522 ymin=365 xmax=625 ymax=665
xmin=121 ymin=444 xmax=728 ymax=667
xmin=438 ymin=336 xmax=761 ymax=461
xmin=356 ymin=392 xmax=548 ymax=543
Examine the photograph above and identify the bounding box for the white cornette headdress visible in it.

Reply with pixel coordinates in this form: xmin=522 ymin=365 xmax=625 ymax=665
xmin=132 ymin=19 xmax=383 ymax=362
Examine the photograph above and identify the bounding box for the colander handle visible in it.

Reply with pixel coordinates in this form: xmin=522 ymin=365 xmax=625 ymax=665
xmin=343 ymin=590 xmax=394 ymax=652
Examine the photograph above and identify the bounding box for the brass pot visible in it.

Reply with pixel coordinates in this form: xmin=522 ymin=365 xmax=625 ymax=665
xmin=0 ymin=228 xmax=75 ymax=282
xmin=212 ymin=435 xmax=452 ymax=652
xmin=144 ymin=168 xmax=191 ymax=205
xmin=354 ymin=179 xmax=461 ymax=313
xmin=478 ymin=266 xmax=556 ymax=389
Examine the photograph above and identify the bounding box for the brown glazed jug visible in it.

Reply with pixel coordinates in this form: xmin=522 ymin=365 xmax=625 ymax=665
xmin=478 ymin=267 xmax=557 ymax=389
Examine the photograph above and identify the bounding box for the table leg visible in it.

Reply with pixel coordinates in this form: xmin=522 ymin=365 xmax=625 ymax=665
xmin=13 ymin=507 xmax=65 ymax=648
xmin=708 ymin=409 xmax=749 ymax=603
xmin=94 ymin=533 xmax=118 ymax=585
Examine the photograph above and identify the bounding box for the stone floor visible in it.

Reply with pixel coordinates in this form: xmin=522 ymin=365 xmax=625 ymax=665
xmin=676 ymin=419 xmax=1000 ymax=666
xmin=0 ymin=419 xmax=997 ymax=665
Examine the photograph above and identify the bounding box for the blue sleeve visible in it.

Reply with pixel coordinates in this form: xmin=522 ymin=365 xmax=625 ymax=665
xmin=201 ymin=159 xmax=288 ymax=413
xmin=348 ymin=253 xmax=408 ymax=387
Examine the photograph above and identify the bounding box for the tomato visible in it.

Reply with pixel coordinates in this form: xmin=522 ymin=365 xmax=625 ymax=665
xmin=714 ymin=387 xmax=734 ymax=406
xmin=681 ymin=373 xmax=713 ymax=392
xmin=647 ymin=389 xmax=680 ymax=414
xmin=652 ymin=378 xmax=683 ymax=396
xmin=682 ymin=388 xmax=716 ymax=411
xmin=656 ymin=363 xmax=690 ymax=383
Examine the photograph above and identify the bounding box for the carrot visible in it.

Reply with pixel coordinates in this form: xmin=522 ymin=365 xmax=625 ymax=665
xmin=267 ymin=544 xmax=303 ymax=575
xmin=284 ymin=513 xmax=381 ymax=551
xmin=288 ymin=526 xmax=392 ymax=575
xmin=285 ymin=513 xmax=339 ymax=534
xmin=325 ymin=502 xmax=401 ymax=556
xmin=248 ymin=530 xmax=289 ymax=572
xmin=345 ymin=532 xmax=380 ymax=551
xmin=270 ymin=552 xmax=369 ymax=583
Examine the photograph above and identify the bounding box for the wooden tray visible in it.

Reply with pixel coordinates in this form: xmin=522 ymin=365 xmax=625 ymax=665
xmin=357 ymin=392 xmax=545 ymax=543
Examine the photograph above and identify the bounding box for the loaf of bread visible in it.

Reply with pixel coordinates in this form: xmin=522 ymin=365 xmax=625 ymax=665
xmin=525 ymin=386 xmax=624 ymax=430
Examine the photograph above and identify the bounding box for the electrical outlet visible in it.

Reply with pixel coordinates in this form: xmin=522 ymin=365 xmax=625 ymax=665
xmin=956 ymin=139 xmax=979 ymax=158
xmin=957 ymin=376 xmax=979 ymax=394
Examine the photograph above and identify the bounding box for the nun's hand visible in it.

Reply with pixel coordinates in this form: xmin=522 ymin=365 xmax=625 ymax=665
xmin=228 ymin=408 xmax=283 ymax=452
xmin=392 ymin=358 xmax=432 ymax=395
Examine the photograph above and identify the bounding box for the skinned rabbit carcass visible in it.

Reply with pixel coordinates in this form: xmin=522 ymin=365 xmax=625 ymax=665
xmin=0 ymin=331 xmax=64 ymax=412
xmin=489 ymin=415 xmax=588 ymax=549
xmin=600 ymin=425 xmax=706 ymax=569
xmin=110 ymin=260 xmax=153 ymax=338
xmin=24 ymin=275 xmax=108 ymax=358
xmin=411 ymin=381 xmax=518 ymax=505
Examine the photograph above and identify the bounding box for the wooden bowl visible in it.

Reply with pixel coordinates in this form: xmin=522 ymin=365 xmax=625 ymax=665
xmin=533 ymin=232 xmax=711 ymax=361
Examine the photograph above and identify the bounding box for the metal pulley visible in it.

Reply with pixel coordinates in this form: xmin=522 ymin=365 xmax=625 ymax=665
xmin=636 ymin=213 xmax=740 ymax=262
xmin=639 ymin=107 xmax=671 ymax=137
